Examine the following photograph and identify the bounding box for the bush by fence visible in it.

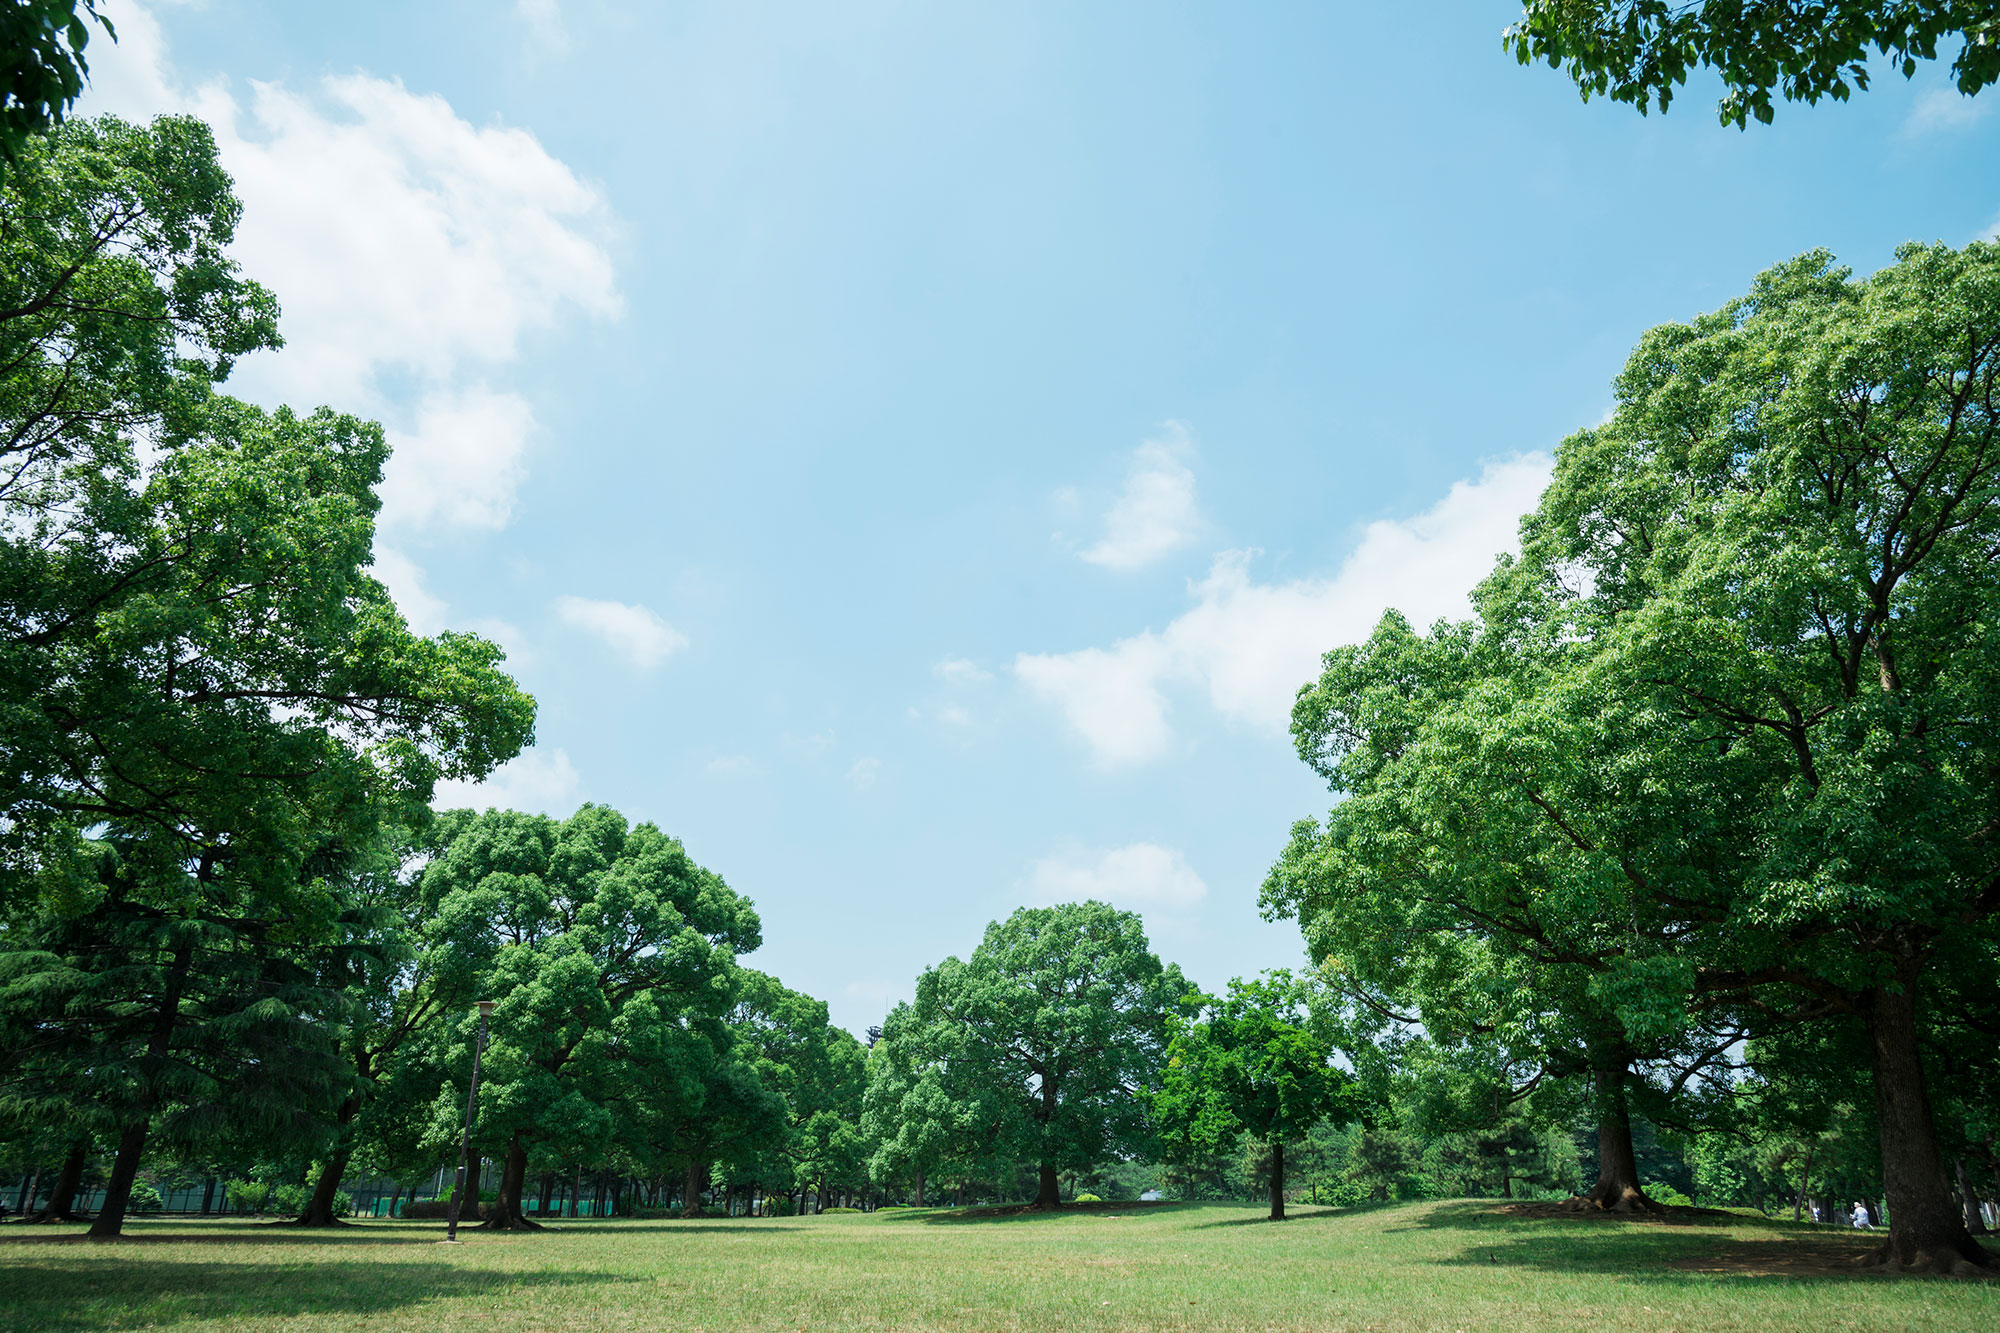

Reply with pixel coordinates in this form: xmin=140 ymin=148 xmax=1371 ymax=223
xmin=402 ymin=1199 xmax=495 ymax=1220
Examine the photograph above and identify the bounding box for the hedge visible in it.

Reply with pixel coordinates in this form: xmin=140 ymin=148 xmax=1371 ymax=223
xmin=402 ymin=1200 xmax=496 ymax=1220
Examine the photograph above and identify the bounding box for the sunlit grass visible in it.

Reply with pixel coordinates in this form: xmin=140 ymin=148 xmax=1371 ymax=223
xmin=1 ymin=1200 xmax=1993 ymax=1331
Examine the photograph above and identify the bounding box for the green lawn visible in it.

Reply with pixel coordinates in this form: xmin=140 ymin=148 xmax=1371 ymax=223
xmin=0 ymin=1200 xmax=1993 ymax=1331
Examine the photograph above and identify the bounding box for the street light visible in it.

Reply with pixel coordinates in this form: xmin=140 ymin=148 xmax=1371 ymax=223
xmin=445 ymin=1000 xmax=496 ymax=1243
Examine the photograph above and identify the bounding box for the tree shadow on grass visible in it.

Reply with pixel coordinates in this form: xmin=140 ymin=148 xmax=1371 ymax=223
xmin=1193 ymin=1202 xmax=1403 ymax=1229
xmin=0 ymin=1218 xmax=804 ymax=1244
xmin=0 ymin=1258 xmax=639 ymax=1330
xmin=883 ymin=1201 xmax=1195 ymax=1226
xmin=1398 ymin=1201 xmax=1895 ymax=1284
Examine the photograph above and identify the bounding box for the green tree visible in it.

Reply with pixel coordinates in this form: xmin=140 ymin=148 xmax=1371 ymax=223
xmin=0 ymin=2 xmax=112 ymax=165
xmin=1155 ymin=973 xmax=1356 ymax=1220
xmin=1264 ymin=612 xmax=1749 ymax=1213
xmin=418 ymin=804 xmax=760 ymax=1230
xmin=1506 ymin=1 xmax=2000 ymax=127
xmin=862 ymin=1004 xmax=958 ymax=1206
xmin=1342 ymin=242 xmax=2000 ymax=1270
xmin=904 ymin=901 xmax=1183 ymax=1209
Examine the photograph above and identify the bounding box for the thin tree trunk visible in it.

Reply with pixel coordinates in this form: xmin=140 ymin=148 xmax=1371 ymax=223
xmin=1035 ymin=1162 xmax=1061 ymax=1209
xmin=1269 ymin=1140 xmax=1286 ymax=1222
xmin=90 ymin=942 xmax=194 ymax=1239
xmin=1862 ymin=974 xmax=1993 ymax=1271
xmin=295 ymin=1095 xmax=362 ymax=1226
xmin=571 ymin=1163 xmax=583 ymax=1218
xmin=15 ymin=1166 xmax=36 ymax=1214
xmin=200 ymin=1176 xmax=214 ymax=1215
xmin=27 ymin=1142 xmax=86 ymax=1223
xmin=1958 ymin=1159 xmax=1989 ymax=1236
xmin=1793 ymin=1142 xmax=1816 ymax=1223
xmin=914 ymin=1170 xmax=924 ymax=1208
xmin=387 ymin=1183 xmax=402 ymax=1219
xmin=477 ymin=1135 xmax=542 ymax=1231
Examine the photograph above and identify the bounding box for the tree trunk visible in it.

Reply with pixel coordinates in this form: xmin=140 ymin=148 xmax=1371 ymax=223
xmin=571 ymin=1163 xmax=583 ymax=1218
xmin=90 ymin=942 xmax=194 ymax=1239
xmin=294 ymin=1096 xmax=362 ymax=1226
xmin=1269 ymin=1140 xmax=1286 ymax=1221
xmin=16 ymin=1166 xmax=37 ymax=1214
xmin=477 ymin=1135 xmax=542 ymax=1231
xmin=1034 ymin=1162 xmax=1060 ymax=1209
xmin=27 ymin=1141 xmax=87 ymax=1223
xmin=88 ymin=1118 xmax=152 ymax=1240
xmin=200 ymin=1176 xmax=215 ymax=1215
xmin=1793 ymin=1142 xmax=1816 ymax=1223
xmin=1579 ymin=1062 xmax=1657 ymax=1213
xmin=1957 ymin=1159 xmax=1989 ymax=1236
xmin=682 ymin=1159 xmax=704 ymax=1218
xmin=1862 ymin=975 xmax=1993 ymax=1271
xmin=913 ymin=1170 xmax=924 ymax=1208
xmin=387 ymin=1183 xmax=402 ymax=1219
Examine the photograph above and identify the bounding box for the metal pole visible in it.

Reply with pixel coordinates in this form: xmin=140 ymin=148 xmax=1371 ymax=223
xmin=445 ymin=1002 xmax=494 ymax=1242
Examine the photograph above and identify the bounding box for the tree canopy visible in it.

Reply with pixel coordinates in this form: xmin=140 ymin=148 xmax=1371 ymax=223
xmin=1506 ymin=1 xmax=2000 ymax=126
xmin=899 ymin=902 xmax=1184 ymax=1208
xmin=0 ymin=2 xmax=111 ymax=165
xmin=1271 ymin=240 xmax=2000 ymax=1271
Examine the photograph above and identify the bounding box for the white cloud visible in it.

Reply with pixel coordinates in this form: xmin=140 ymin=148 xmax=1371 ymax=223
xmin=1015 ymin=639 xmax=1175 ymax=765
xmin=434 ymin=747 xmax=581 ymax=815
xmin=377 ymin=388 xmax=537 ymax=534
xmin=1017 ymin=454 xmax=1552 ymax=765
xmin=845 ymin=756 xmax=881 ymax=790
xmin=1079 ymin=423 xmax=1202 ymax=571
xmin=705 ymin=754 xmax=764 ymax=779
xmin=370 ymin=547 xmax=448 ymax=637
xmin=554 ymin=595 xmax=688 ymax=669
xmin=937 ymin=705 xmax=972 ymax=728
xmin=782 ymin=730 xmax=837 ymax=759
xmin=81 ymin=2 xmax=618 ymax=623
xmin=1904 ymin=86 xmax=1992 ymax=136
xmin=1028 ymin=843 xmax=1209 ymax=912
xmin=515 ymin=0 xmax=570 ymax=53
xmin=934 ymin=656 xmax=993 ymax=684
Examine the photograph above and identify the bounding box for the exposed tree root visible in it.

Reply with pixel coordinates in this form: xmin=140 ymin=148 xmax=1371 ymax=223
xmin=1558 ymin=1184 xmax=1666 ymax=1215
xmin=476 ymin=1212 xmax=545 ymax=1232
xmin=1849 ymin=1236 xmax=1999 ymax=1277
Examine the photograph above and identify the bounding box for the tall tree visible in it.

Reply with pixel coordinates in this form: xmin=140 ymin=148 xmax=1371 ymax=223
xmin=862 ymin=1002 xmax=958 ymax=1207
xmin=1377 ymin=242 xmax=2000 ymax=1271
xmin=1506 ymin=1 xmax=2000 ymax=126
xmin=1154 ymin=973 xmax=1356 ymax=1220
xmin=418 ymin=804 xmax=760 ymax=1230
xmin=1264 ymin=613 xmax=1747 ymax=1213
xmin=903 ymin=902 xmax=1183 ymax=1209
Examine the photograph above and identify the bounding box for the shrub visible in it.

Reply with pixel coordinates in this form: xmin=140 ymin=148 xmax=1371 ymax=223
xmin=402 ymin=1199 xmax=495 ymax=1220
xmin=270 ymin=1184 xmax=310 ymax=1217
xmin=330 ymin=1190 xmax=354 ymax=1218
xmin=225 ymin=1180 xmax=271 ymax=1214
xmin=822 ymin=1206 xmax=861 ymax=1213
xmin=1645 ymin=1182 xmax=1695 ymax=1208
xmin=128 ymin=1182 xmax=165 ymax=1212
xmin=1073 ymin=1193 xmax=1103 ymax=1204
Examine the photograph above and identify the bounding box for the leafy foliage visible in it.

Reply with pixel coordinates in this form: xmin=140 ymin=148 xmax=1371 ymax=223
xmin=1506 ymin=1 xmax=2000 ymax=127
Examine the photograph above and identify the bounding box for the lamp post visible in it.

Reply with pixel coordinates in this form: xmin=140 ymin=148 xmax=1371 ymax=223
xmin=445 ymin=1000 xmax=496 ymax=1243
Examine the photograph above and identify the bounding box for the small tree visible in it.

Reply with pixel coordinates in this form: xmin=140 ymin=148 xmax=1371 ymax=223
xmin=1155 ymin=974 xmax=1356 ymax=1220
xmin=904 ymin=902 xmax=1183 ymax=1208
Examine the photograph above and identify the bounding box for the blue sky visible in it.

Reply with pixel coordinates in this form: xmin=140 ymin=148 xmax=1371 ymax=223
xmin=82 ymin=1 xmax=2000 ymax=1035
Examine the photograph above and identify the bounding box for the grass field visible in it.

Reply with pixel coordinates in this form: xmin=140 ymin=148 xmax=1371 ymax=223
xmin=1 ymin=1200 xmax=1994 ymax=1331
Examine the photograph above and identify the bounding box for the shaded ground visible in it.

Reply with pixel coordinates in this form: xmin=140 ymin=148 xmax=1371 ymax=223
xmin=2 ymin=1199 xmax=1995 ymax=1331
